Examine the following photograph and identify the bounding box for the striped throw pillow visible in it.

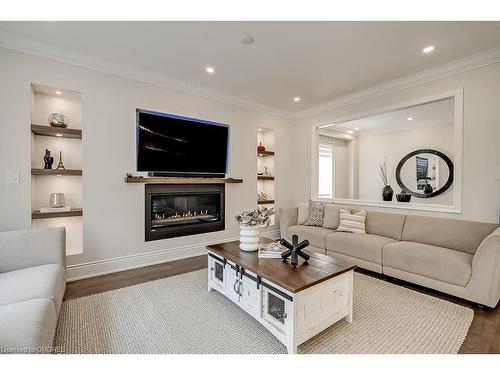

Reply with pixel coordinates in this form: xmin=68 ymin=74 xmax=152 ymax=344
xmin=337 ymin=209 xmax=367 ymax=234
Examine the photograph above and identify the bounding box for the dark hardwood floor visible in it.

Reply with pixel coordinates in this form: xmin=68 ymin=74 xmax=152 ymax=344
xmin=64 ymin=256 xmax=499 ymax=354
xmin=64 ymin=255 xmax=207 ymax=300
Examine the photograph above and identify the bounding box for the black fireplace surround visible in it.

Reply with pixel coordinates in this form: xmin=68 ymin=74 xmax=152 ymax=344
xmin=145 ymin=184 xmax=225 ymax=241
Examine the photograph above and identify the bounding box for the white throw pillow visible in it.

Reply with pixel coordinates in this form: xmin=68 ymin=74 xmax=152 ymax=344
xmin=336 ymin=209 xmax=367 ymax=234
xmin=297 ymin=203 xmax=308 ymax=225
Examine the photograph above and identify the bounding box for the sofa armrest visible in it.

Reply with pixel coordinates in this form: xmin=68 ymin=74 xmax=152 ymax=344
xmin=279 ymin=207 xmax=298 ymax=239
xmin=470 ymin=227 xmax=500 ymax=307
xmin=0 ymin=227 xmax=66 ymax=273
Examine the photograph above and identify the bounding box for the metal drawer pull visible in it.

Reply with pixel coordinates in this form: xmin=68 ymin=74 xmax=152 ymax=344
xmin=233 ymin=280 xmax=243 ymax=296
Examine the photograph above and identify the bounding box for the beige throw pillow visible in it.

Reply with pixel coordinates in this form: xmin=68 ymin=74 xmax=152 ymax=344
xmin=297 ymin=203 xmax=308 ymax=225
xmin=322 ymin=204 xmax=341 ymax=229
xmin=337 ymin=209 xmax=367 ymax=234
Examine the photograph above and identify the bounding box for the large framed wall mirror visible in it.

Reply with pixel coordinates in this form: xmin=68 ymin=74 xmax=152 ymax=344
xmin=311 ymin=90 xmax=463 ymax=213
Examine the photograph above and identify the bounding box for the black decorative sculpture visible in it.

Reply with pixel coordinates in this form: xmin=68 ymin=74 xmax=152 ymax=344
xmin=43 ymin=149 xmax=54 ymax=169
xmin=280 ymin=235 xmax=310 ymax=268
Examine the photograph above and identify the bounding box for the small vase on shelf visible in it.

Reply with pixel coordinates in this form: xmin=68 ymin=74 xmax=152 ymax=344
xmin=396 ymin=189 xmax=411 ymax=202
xmin=382 ymin=185 xmax=393 ymax=201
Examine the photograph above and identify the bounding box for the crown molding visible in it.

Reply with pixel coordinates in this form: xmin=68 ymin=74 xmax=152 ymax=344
xmin=0 ymin=30 xmax=295 ymax=120
xmin=1 ymin=29 xmax=499 ymax=122
xmin=294 ymin=47 xmax=500 ymax=120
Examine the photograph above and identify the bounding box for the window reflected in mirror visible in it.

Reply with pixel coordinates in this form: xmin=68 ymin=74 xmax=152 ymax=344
xmin=316 ymin=97 xmax=455 ymax=205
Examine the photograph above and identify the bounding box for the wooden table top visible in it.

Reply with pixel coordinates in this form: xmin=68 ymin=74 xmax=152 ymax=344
xmin=206 ymin=238 xmax=356 ymax=294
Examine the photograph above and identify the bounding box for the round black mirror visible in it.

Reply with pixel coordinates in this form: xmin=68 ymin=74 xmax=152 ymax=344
xmin=395 ymin=149 xmax=454 ymax=198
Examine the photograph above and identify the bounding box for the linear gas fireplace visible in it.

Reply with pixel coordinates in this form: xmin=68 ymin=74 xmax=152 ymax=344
xmin=145 ymin=184 xmax=225 ymax=241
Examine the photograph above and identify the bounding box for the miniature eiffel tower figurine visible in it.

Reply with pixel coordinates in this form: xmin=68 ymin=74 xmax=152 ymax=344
xmin=280 ymin=234 xmax=311 ymax=268
xmin=56 ymin=150 xmax=66 ymax=170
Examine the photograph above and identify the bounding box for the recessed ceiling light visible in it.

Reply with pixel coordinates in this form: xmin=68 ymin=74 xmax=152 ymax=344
xmin=293 ymin=97 xmax=301 ymax=102
xmin=240 ymin=35 xmax=254 ymax=45
xmin=422 ymin=46 xmax=435 ymax=54
xmin=205 ymin=67 xmax=215 ymax=74
xmin=407 ymin=117 xmax=413 ymax=121
xmin=55 ymin=133 xmax=63 ymax=137
xmin=55 ymin=91 xmax=62 ymax=95
xmin=258 ymin=128 xmax=263 ymax=131
xmin=354 ymin=127 xmax=359 ymax=131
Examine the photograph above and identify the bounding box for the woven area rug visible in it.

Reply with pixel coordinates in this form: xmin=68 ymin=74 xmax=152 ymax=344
xmin=54 ymin=269 xmax=473 ymax=354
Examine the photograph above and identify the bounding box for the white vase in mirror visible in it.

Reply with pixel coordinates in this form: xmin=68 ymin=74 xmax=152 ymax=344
xmin=239 ymin=224 xmax=260 ymax=252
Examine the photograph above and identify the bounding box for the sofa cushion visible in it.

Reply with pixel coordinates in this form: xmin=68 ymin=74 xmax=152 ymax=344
xmin=383 ymin=241 xmax=473 ymax=286
xmin=287 ymin=225 xmax=333 ymax=249
xmin=401 ymin=215 xmax=498 ymax=254
xmin=0 ymin=299 xmax=57 ymax=353
xmin=326 ymin=232 xmax=396 ymax=264
xmin=0 ymin=264 xmax=65 ymax=312
xmin=365 ymin=211 xmax=406 ymax=240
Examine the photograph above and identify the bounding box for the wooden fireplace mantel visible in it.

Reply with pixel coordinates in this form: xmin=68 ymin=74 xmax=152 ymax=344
xmin=125 ymin=175 xmax=243 ymax=184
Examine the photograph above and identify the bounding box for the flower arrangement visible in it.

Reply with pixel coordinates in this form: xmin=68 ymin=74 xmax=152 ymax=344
xmin=235 ymin=206 xmax=275 ymax=227
xmin=379 ymin=161 xmax=393 ymax=186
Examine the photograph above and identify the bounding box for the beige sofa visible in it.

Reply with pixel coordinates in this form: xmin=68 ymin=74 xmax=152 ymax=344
xmin=280 ymin=205 xmax=500 ymax=308
xmin=0 ymin=228 xmax=66 ymax=353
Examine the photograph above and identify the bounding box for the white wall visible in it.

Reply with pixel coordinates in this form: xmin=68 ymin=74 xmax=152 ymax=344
xmin=0 ymin=47 xmax=295 ymax=279
xmin=357 ymin=123 xmax=454 ymax=204
xmin=293 ymin=62 xmax=500 ymax=223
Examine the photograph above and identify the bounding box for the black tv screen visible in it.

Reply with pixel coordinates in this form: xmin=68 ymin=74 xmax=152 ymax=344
xmin=136 ymin=109 xmax=229 ymax=175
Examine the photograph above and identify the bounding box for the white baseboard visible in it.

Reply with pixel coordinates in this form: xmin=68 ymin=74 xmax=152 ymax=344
xmin=66 ymin=229 xmax=281 ymax=281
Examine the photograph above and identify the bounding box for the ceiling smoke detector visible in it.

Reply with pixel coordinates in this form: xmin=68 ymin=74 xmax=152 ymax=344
xmin=240 ymin=35 xmax=254 ymax=45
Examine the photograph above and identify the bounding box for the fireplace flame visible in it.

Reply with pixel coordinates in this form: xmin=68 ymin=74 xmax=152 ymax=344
xmin=153 ymin=209 xmax=210 ymax=222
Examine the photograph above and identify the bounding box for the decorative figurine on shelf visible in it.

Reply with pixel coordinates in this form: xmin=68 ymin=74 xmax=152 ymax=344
xmin=48 ymin=113 xmax=68 ymax=128
xmin=280 ymin=234 xmax=311 ymax=268
xmin=43 ymin=149 xmax=54 ymax=169
xmin=257 ymin=142 xmax=266 ymax=154
xmin=56 ymin=151 xmax=66 ymax=170
xmin=257 ymin=191 xmax=268 ymax=201
xmin=263 ymin=166 xmax=269 ymax=176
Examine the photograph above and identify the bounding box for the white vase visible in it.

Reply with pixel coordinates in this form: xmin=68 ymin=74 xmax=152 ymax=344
xmin=239 ymin=223 xmax=260 ymax=252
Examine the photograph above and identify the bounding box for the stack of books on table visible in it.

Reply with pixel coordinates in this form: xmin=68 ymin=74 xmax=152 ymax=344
xmin=40 ymin=207 xmax=72 ymax=213
xmin=258 ymin=242 xmax=286 ymax=259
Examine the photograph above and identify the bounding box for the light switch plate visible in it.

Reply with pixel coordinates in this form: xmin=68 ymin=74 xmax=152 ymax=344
xmin=8 ymin=171 xmax=20 ymax=184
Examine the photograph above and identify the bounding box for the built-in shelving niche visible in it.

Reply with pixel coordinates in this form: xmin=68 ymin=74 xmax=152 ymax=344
xmin=30 ymin=84 xmax=83 ymax=256
xmin=257 ymin=128 xmax=275 ymax=226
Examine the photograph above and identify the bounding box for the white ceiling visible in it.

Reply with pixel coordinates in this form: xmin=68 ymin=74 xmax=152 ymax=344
xmin=1 ymin=21 xmax=500 ymax=117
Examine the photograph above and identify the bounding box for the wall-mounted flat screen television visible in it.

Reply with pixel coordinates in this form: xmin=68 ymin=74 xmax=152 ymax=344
xmin=136 ymin=109 xmax=229 ymax=176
